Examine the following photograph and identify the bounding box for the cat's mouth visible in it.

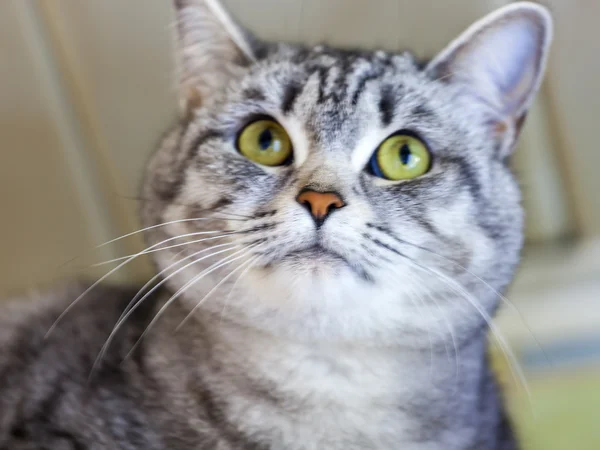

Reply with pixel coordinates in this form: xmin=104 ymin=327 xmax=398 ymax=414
xmin=283 ymin=244 xmax=347 ymax=264
xmin=277 ymin=244 xmax=372 ymax=281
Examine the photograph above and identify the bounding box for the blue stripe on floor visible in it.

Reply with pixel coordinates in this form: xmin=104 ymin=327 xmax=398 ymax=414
xmin=521 ymin=336 xmax=600 ymax=371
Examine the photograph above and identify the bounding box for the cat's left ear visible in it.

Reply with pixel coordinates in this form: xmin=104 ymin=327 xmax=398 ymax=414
xmin=173 ymin=0 xmax=259 ymax=113
xmin=426 ymin=2 xmax=553 ymax=155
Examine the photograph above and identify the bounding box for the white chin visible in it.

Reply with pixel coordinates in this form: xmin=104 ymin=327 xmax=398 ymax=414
xmin=261 ymin=244 xmax=374 ymax=285
xmin=279 ymin=250 xmax=353 ymax=277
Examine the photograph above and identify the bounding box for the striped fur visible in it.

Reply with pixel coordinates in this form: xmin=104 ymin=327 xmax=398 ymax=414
xmin=0 ymin=1 xmax=552 ymax=448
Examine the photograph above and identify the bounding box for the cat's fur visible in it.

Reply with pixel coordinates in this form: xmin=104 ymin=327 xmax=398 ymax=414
xmin=0 ymin=1 xmax=552 ymax=449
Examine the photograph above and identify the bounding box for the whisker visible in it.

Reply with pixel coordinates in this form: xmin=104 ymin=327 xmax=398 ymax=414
xmin=125 ymin=241 xmax=242 ymax=315
xmin=96 ymin=223 xmax=239 ymax=250
xmin=409 ymin=260 xmax=532 ymax=407
xmin=46 ymin=230 xmax=242 ymax=339
xmin=89 ymin=244 xmax=242 ymax=379
xmin=427 ymin=289 xmax=461 ymax=386
xmin=403 ymin=283 xmax=437 ymax=381
xmin=413 ymin=285 xmax=452 ymax=371
xmin=368 ymin=226 xmax=550 ymax=367
xmin=91 ymin=232 xmax=241 ymax=267
xmin=59 ymin=217 xmax=247 ymax=270
xmin=404 ymin=276 xmax=460 ymax=388
xmin=121 ymin=245 xmax=259 ymax=363
xmin=219 ymin=254 xmax=260 ymax=323
xmin=368 ymin=237 xmax=531 ymax=407
xmin=124 ymin=244 xmax=242 ymax=324
xmin=175 ymin=254 xmax=261 ymax=332
xmin=93 ymin=242 xmax=242 ymax=366
xmin=422 ymin=251 xmax=551 ymax=367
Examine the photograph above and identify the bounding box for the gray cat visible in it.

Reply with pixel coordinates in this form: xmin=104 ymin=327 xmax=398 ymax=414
xmin=0 ymin=1 xmax=552 ymax=449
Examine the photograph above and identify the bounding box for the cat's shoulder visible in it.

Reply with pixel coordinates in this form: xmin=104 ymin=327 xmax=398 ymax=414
xmin=0 ymin=283 xmax=153 ymax=443
xmin=0 ymin=281 xmax=139 ymax=351
xmin=0 ymin=282 xmax=164 ymax=448
xmin=0 ymin=281 xmax=152 ymax=392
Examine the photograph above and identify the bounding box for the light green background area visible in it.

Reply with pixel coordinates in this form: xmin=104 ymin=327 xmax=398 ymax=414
xmin=511 ymin=373 xmax=600 ymax=450
xmin=492 ymin=345 xmax=600 ymax=450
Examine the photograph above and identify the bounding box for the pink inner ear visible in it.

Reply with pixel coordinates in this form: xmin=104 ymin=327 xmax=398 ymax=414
xmin=462 ymin=20 xmax=544 ymax=116
xmin=427 ymin=6 xmax=551 ymax=122
xmin=501 ymin=58 xmax=539 ymax=117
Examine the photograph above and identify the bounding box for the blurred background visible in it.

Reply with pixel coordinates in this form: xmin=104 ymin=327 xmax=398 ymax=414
xmin=1 ymin=0 xmax=598 ymax=448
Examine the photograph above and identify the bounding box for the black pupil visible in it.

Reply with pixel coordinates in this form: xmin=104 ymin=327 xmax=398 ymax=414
xmin=399 ymin=144 xmax=412 ymax=165
xmin=258 ymin=129 xmax=273 ymax=150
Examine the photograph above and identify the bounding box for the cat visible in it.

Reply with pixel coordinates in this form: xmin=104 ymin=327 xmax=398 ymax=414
xmin=0 ymin=1 xmax=552 ymax=449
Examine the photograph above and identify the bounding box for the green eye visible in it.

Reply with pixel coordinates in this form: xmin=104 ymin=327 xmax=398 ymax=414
xmin=369 ymin=133 xmax=431 ymax=180
xmin=237 ymin=119 xmax=293 ymax=167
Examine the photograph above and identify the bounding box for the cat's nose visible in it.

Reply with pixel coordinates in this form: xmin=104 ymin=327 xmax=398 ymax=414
xmin=296 ymin=189 xmax=345 ymax=227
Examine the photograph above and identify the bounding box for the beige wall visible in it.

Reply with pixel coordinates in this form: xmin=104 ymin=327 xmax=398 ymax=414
xmin=0 ymin=0 xmax=594 ymax=294
xmin=544 ymin=0 xmax=600 ymax=237
xmin=1 ymin=1 xmax=94 ymax=292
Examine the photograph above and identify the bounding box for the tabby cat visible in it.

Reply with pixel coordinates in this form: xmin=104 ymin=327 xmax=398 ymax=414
xmin=0 ymin=1 xmax=553 ymax=449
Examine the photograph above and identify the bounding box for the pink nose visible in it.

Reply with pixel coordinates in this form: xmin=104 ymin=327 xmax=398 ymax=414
xmin=296 ymin=190 xmax=345 ymax=222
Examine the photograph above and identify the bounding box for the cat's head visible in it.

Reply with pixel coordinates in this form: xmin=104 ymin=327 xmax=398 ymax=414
xmin=142 ymin=0 xmax=552 ymax=344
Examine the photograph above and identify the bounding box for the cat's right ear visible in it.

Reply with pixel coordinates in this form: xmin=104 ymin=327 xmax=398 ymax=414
xmin=173 ymin=0 xmax=259 ymax=113
xmin=426 ymin=2 xmax=553 ymax=156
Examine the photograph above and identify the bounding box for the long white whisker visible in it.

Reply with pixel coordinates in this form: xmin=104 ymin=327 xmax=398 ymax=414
xmin=175 ymin=254 xmax=260 ymax=332
xmin=122 ymin=245 xmax=258 ymax=362
xmin=100 ymin=237 xmax=249 ymax=332
xmin=415 ymin=248 xmax=550 ymax=367
xmin=371 ymin=237 xmax=530 ymax=407
xmin=416 ymin=287 xmax=452 ymax=368
xmin=404 ymin=283 xmax=437 ymax=381
xmin=427 ymin=289 xmax=460 ymax=387
xmin=96 ymin=218 xmax=245 ymax=249
xmin=92 ymin=242 xmax=242 ymax=369
xmin=407 ymin=260 xmax=532 ymax=407
xmin=89 ymin=244 xmax=242 ymax=379
xmin=219 ymin=255 xmax=260 ymax=323
xmin=91 ymin=232 xmax=241 ymax=267
xmin=46 ymin=230 xmax=241 ymax=338
xmin=376 ymin=231 xmax=550 ymax=368
xmin=122 ymin=244 xmax=241 ymax=323
xmin=126 ymin=241 xmax=242 ymax=315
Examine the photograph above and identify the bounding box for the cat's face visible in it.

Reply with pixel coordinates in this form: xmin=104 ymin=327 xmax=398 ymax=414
xmin=142 ymin=1 xmax=551 ymax=343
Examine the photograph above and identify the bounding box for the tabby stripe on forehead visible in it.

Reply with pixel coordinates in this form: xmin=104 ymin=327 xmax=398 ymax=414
xmin=331 ymin=64 xmax=350 ymax=102
xmin=316 ymin=66 xmax=330 ymax=104
xmin=351 ymin=69 xmax=383 ymax=106
xmin=411 ymin=104 xmax=435 ymax=119
xmin=243 ymin=88 xmax=266 ymax=102
xmin=281 ymin=82 xmax=302 ymax=114
xmin=378 ymin=85 xmax=395 ymax=126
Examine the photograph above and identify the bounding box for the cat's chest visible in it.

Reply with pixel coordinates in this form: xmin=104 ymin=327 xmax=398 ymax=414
xmin=236 ymin=398 xmax=411 ymax=450
xmin=166 ymin=323 xmax=466 ymax=450
xmin=214 ymin=350 xmax=432 ymax=450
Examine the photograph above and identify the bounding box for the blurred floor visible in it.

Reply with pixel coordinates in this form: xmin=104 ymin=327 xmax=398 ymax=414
xmin=494 ymin=238 xmax=600 ymax=449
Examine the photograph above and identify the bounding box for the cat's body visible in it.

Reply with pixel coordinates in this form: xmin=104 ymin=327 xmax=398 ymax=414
xmin=0 ymin=1 xmax=552 ymax=449
xmin=0 ymin=283 xmax=513 ymax=450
